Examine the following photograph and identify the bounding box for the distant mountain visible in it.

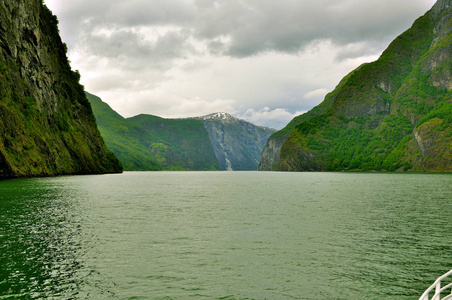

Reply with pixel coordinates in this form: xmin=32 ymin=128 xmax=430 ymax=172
xmin=87 ymin=93 xmax=218 ymax=171
xmin=86 ymin=93 xmax=162 ymax=170
xmin=260 ymin=0 xmax=452 ymax=172
xmin=0 ymin=2 xmax=122 ymax=179
xmin=128 ymin=114 xmax=219 ymax=171
xmin=196 ymin=113 xmax=276 ymax=170
xmin=88 ymin=95 xmax=274 ymax=170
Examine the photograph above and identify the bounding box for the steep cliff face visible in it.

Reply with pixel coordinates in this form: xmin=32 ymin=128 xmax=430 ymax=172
xmin=197 ymin=113 xmax=276 ymax=170
xmin=258 ymin=69 xmax=355 ymax=171
xmin=0 ymin=1 xmax=122 ymax=178
xmin=267 ymin=0 xmax=452 ymax=172
xmin=258 ymin=135 xmax=285 ymax=171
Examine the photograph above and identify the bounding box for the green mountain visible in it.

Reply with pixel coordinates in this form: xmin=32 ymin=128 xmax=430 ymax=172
xmin=128 ymin=114 xmax=219 ymax=171
xmin=260 ymin=0 xmax=452 ymax=172
xmin=86 ymin=93 xmax=162 ymax=170
xmin=88 ymin=94 xmax=275 ymax=171
xmin=88 ymin=94 xmax=219 ymax=170
xmin=0 ymin=1 xmax=122 ymax=179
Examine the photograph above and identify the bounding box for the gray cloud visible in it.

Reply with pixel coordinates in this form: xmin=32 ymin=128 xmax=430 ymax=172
xmin=108 ymin=0 xmax=196 ymax=27
xmin=49 ymin=0 xmax=436 ymax=59
xmin=44 ymin=0 xmax=437 ymax=128
xmin=81 ymin=28 xmax=194 ymax=71
xmin=191 ymin=0 xmax=435 ymax=57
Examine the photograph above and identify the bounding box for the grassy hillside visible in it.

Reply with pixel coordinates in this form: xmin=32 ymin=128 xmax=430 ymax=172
xmin=128 ymin=115 xmax=219 ymax=171
xmin=88 ymin=94 xmax=219 ymax=171
xmin=258 ymin=68 xmax=360 ymax=170
xmin=86 ymin=93 xmax=162 ymax=170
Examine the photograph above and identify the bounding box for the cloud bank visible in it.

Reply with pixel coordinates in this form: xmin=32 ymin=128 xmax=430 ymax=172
xmin=45 ymin=0 xmax=436 ymax=129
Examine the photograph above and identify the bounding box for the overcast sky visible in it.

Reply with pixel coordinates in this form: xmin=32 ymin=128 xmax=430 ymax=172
xmin=44 ymin=0 xmax=436 ymax=129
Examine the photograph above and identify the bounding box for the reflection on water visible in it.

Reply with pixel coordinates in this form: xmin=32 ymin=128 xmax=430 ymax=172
xmin=0 ymin=172 xmax=451 ymax=299
xmin=0 ymin=178 xmax=85 ymax=298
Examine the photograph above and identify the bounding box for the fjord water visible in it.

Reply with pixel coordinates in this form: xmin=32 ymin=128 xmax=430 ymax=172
xmin=0 ymin=172 xmax=451 ymax=299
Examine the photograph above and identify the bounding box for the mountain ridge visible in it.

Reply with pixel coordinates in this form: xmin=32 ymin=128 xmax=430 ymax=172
xmin=88 ymin=94 xmax=275 ymax=171
xmin=194 ymin=112 xmax=276 ymax=171
xmin=260 ymin=0 xmax=452 ymax=172
xmin=127 ymin=114 xmax=219 ymax=171
xmin=196 ymin=112 xmax=275 ymax=131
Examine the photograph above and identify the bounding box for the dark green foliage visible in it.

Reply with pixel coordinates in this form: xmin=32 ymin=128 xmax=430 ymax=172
xmin=86 ymin=93 xmax=163 ymax=171
xmin=324 ymin=114 xmax=414 ymax=171
xmin=42 ymin=4 xmax=59 ymax=33
xmin=281 ymin=112 xmax=417 ymax=171
xmin=0 ymin=1 xmax=122 ymax=178
xmin=417 ymin=102 xmax=452 ymax=130
xmin=296 ymin=111 xmax=333 ymax=135
xmin=23 ymin=97 xmax=38 ymax=117
xmin=87 ymin=93 xmax=219 ymax=171
xmin=55 ymin=113 xmax=70 ymax=131
xmin=128 ymin=114 xmax=219 ymax=171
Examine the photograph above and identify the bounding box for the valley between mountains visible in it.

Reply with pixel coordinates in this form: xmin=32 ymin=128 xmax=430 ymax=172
xmin=0 ymin=0 xmax=450 ymax=177
xmin=87 ymin=93 xmax=275 ymax=171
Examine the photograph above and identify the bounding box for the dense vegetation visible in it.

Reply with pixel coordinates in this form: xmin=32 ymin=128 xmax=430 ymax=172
xmin=258 ymin=66 xmax=363 ymax=170
xmin=0 ymin=1 xmax=122 ymax=178
xmin=86 ymin=93 xmax=163 ymax=170
xmin=89 ymin=94 xmax=275 ymax=171
xmin=88 ymin=93 xmax=219 ymax=171
xmin=128 ymin=114 xmax=219 ymax=171
xmin=274 ymin=2 xmax=452 ymax=172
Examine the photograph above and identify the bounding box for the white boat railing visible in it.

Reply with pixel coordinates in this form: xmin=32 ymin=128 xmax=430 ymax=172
xmin=420 ymin=270 xmax=452 ymax=300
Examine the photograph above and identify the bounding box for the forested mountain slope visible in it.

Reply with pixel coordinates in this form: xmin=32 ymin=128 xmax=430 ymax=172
xmin=88 ymin=93 xmax=218 ymax=171
xmin=261 ymin=0 xmax=452 ymax=172
xmin=86 ymin=93 xmax=162 ymax=171
xmin=89 ymin=94 xmax=275 ymax=171
xmin=128 ymin=114 xmax=219 ymax=171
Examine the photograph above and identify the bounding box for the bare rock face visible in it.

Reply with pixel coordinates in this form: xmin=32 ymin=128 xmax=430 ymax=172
xmin=408 ymin=119 xmax=452 ymax=172
xmin=196 ymin=113 xmax=276 ymax=171
xmin=431 ymin=0 xmax=452 ymax=17
xmin=258 ymin=136 xmax=285 ymax=171
xmin=423 ymin=44 xmax=452 ymax=90
xmin=0 ymin=0 xmax=122 ymax=178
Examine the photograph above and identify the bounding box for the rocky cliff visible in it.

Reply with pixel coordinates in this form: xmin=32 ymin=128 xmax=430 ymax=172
xmin=0 ymin=1 xmax=122 ymax=178
xmin=262 ymin=0 xmax=452 ymax=172
xmin=196 ymin=113 xmax=276 ymax=170
xmin=258 ymin=72 xmax=349 ymax=170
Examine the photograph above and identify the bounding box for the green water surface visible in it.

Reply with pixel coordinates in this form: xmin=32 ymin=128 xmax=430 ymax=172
xmin=0 ymin=172 xmax=451 ymax=299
